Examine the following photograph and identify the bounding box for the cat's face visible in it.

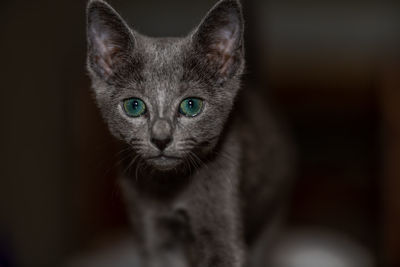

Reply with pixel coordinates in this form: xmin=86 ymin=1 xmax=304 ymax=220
xmin=86 ymin=0 xmax=244 ymax=171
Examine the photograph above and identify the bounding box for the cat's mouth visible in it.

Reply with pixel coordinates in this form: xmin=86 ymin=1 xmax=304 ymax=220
xmin=146 ymin=155 xmax=182 ymax=170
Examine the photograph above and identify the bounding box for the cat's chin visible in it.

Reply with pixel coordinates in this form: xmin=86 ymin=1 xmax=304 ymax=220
xmin=146 ymin=156 xmax=182 ymax=171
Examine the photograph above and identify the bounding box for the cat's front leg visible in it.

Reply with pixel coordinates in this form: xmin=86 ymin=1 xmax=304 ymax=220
xmin=139 ymin=208 xmax=191 ymax=267
xmin=182 ymin=174 xmax=244 ymax=267
xmin=185 ymin=203 xmax=244 ymax=267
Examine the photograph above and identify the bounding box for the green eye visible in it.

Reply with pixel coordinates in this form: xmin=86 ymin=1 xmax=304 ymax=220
xmin=179 ymin=98 xmax=203 ymax=117
xmin=123 ymin=98 xmax=146 ymax=117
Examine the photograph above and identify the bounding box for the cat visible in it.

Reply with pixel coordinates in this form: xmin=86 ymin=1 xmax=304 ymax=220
xmin=86 ymin=0 xmax=294 ymax=266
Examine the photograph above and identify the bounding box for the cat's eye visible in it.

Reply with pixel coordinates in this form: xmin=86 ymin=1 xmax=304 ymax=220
xmin=179 ymin=98 xmax=203 ymax=117
xmin=123 ymin=98 xmax=146 ymax=117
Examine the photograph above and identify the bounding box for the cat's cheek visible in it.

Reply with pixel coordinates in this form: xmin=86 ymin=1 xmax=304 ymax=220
xmin=113 ymin=105 xmax=148 ymax=141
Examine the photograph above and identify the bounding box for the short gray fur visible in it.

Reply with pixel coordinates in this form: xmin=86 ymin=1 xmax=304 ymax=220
xmin=86 ymin=0 xmax=294 ymax=266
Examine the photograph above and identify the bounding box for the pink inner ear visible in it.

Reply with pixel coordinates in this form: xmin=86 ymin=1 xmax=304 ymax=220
xmin=207 ymin=19 xmax=240 ymax=75
xmin=92 ymin=29 xmax=120 ymax=77
xmin=216 ymin=26 xmax=238 ymax=55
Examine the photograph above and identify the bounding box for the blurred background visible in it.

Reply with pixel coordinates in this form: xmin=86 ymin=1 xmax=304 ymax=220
xmin=0 ymin=0 xmax=399 ymax=266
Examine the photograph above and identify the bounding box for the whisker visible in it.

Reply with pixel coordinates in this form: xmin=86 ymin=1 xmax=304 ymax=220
xmin=185 ymin=154 xmax=194 ymax=176
xmin=123 ymin=154 xmax=140 ymax=175
xmin=188 ymin=152 xmax=201 ymax=171
xmin=214 ymin=151 xmax=239 ymax=166
xmin=190 ymin=151 xmax=209 ymax=171
xmin=135 ymin=157 xmax=145 ymax=181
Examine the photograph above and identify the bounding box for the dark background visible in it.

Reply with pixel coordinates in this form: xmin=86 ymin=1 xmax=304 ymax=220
xmin=0 ymin=0 xmax=399 ymax=266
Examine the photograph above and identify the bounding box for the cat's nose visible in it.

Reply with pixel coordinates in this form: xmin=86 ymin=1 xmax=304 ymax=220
xmin=151 ymin=119 xmax=173 ymax=151
xmin=151 ymin=136 xmax=172 ymax=151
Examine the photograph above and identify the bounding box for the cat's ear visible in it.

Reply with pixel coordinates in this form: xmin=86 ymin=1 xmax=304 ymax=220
xmin=192 ymin=0 xmax=244 ymax=79
xmin=86 ymin=0 xmax=135 ymax=80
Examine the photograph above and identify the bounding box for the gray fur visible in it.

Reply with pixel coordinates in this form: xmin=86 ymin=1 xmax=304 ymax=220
xmin=86 ymin=0 xmax=294 ymax=266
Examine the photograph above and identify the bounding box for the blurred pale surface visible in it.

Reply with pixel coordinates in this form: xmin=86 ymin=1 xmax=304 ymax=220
xmin=66 ymin=229 xmax=373 ymax=267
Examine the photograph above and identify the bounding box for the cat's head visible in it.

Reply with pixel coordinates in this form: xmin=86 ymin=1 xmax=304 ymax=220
xmin=86 ymin=0 xmax=244 ymax=171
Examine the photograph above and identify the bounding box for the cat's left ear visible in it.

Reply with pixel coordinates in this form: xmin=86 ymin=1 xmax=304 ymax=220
xmin=192 ymin=0 xmax=244 ymax=80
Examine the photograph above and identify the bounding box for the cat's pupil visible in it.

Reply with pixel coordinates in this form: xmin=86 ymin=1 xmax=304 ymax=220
xmin=132 ymin=101 xmax=139 ymax=109
xmin=188 ymin=100 xmax=194 ymax=109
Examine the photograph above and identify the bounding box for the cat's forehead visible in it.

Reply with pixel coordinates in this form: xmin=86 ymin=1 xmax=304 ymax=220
xmin=136 ymin=37 xmax=183 ymax=83
xmin=122 ymin=34 xmax=216 ymax=99
xmin=140 ymin=36 xmax=186 ymax=75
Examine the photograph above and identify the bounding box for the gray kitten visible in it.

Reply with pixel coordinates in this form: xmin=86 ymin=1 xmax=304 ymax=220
xmin=86 ymin=0 xmax=294 ymax=266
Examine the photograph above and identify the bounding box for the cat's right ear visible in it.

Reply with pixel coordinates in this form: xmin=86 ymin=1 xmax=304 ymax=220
xmin=86 ymin=0 xmax=135 ymax=81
